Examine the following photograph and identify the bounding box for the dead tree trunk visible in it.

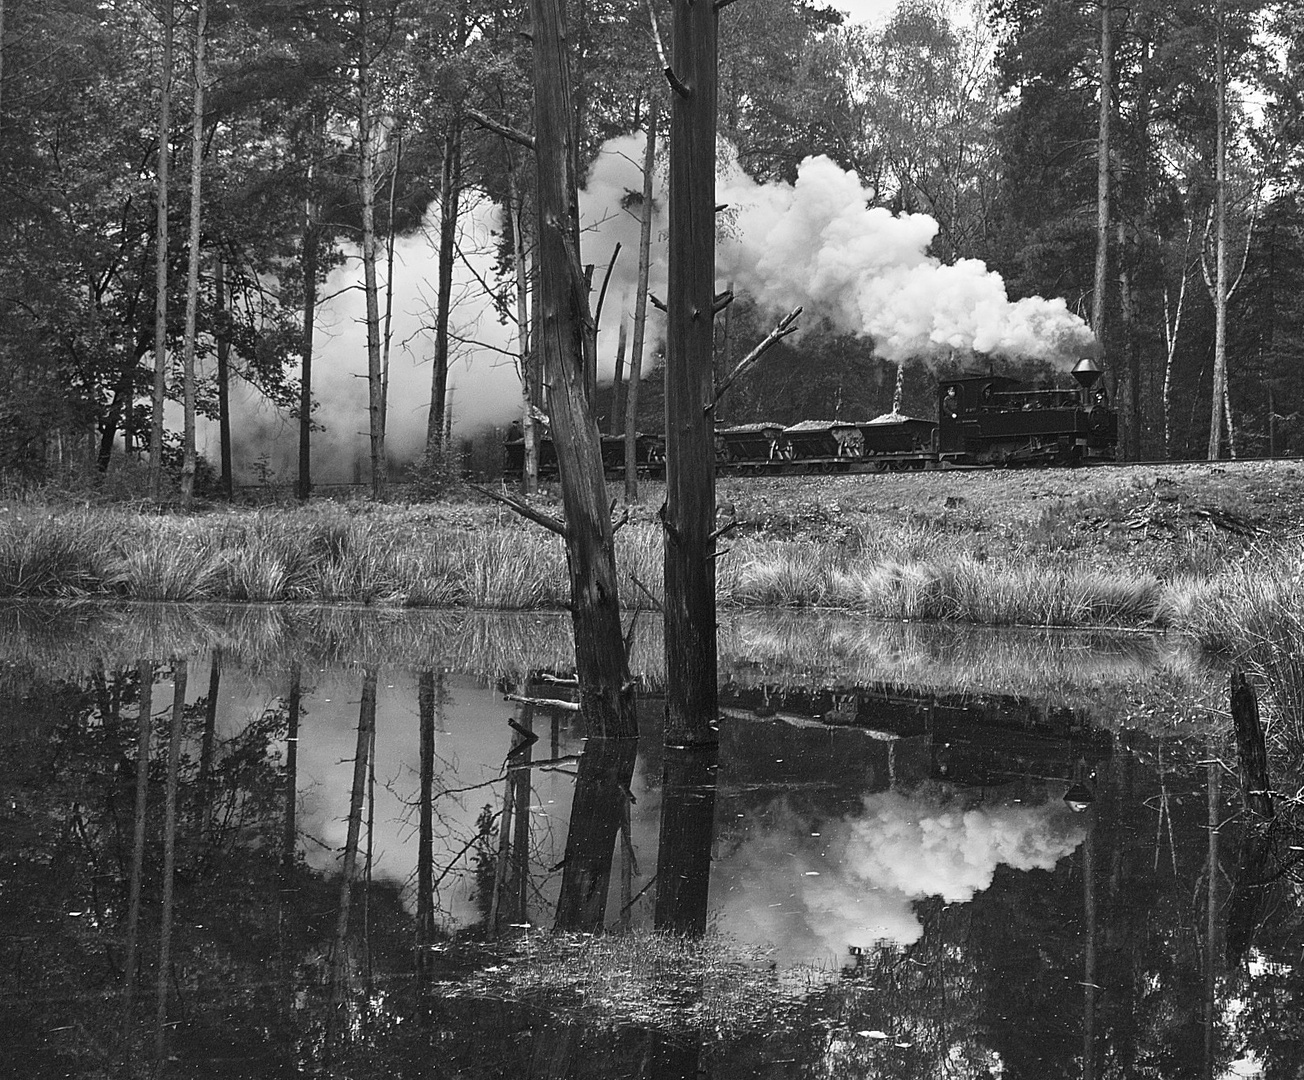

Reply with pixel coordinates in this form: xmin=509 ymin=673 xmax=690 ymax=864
xmin=662 ymin=0 xmax=719 ymax=748
xmin=529 ymin=0 xmax=636 ymax=738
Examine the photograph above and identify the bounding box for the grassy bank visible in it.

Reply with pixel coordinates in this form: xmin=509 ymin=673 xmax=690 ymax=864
xmin=2 ymin=460 xmax=1301 ymax=638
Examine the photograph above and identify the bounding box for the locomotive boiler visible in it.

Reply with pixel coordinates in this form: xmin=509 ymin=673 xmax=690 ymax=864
xmin=505 ymin=358 xmax=1116 ymax=480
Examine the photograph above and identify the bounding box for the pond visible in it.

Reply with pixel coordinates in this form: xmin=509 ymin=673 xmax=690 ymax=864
xmin=2 ymin=604 xmax=1300 ymax=1077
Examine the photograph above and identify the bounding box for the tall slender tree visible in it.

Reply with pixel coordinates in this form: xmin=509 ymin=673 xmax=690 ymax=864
xmin=149 ymin=0 xmax=175 ymax=499
xmin=179 ymin=0 xmax=208 ymax=504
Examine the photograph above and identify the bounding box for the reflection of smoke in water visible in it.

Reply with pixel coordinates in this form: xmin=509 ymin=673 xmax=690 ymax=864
xmin=715 ymin=790 xmax=1085 ymax=962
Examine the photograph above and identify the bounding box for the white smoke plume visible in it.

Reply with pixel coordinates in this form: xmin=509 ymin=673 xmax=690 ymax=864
xmin=715 ymin=151 xmax=1094 ymax=364
xmin=206 ymin=196 xmax=523 ymax=484
xmin=714 ymin=789 xmax=1085 ymax=963
xmin=209 ymin=130 xmax=1093 ymax=482
xmin=577 ymin=133 xmax=1094 ymax=370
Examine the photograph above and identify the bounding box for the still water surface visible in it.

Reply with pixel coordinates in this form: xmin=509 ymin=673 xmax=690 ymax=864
xmin=1 ymin=605 xmax=1300 ymax=1077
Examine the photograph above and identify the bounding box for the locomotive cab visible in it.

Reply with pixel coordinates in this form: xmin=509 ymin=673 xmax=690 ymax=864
xmin=938 ymin=372 xmax=1116 ymax=465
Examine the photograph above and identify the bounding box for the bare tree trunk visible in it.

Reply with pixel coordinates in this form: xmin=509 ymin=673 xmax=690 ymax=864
xmin=1208 ymin=0 xmax=1228 ymax=460
xmin=530 ymin=0 xmax=637 ymax=738
xmin=1162 ymin=220 xmax=1195 ymax=459
xmin=149 ymin=1 xmax=174 ymax=500
xmin=624 ymin=100 xmax=659 ymax=504
xmin=381 ymin=134 xmax=401 ymax=441
xmin=1092 ymin=0 xmax=1112 ymax=428
xmin=508 ymin=162 xmax=538 ymax=494
xmin=356 ymin=4 xmax=385 ymax=500
xmin=663 ymin=0 xmax=719 ymax=747
xmin=179 ymin=0 xmax=207 ymax=506
xmin=120 ymin=661 xmax=153 ymax=1062
xmin=298 ymin=178 xmax=319 ymax=502
xmin=427 ymin=119 xmax=463 ymax=456
xmin=154 ymin=659 xmax=187 ymax=1067
xmin=215 ymin=259 xmax=232 ymax=498
xmin=609 ymin=306 xmax=628 ymax=437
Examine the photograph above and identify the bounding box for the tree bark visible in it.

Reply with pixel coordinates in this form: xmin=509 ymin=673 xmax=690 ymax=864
xmin=530 ymin=0 xmax=637 ymax=738
xmin=663 ymin=0 xmax=719 ymax=747
xmin=624 ymin=99 xmax=659 ymax=504
xmin=178 ymin=0 xmax=207 ymax=506
xmin=148 ymin=1 xmax=174 ymax=498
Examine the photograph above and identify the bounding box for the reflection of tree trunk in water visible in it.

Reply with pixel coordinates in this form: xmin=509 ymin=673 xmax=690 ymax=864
xmin=554 ymin=737 xmax=638 ymax=931
xmin=283 ymin=665 xmax=301 ymax=869
xmin=1227 ymin=669 xmax=1277 ymax=963
xmin=646 ymin=745 xmax=709 ymax=1080
xmin=1081 ymin=812 xmax=1096 ymax=1080
xmin=654 ymin=746 xmax=718 ymax=935
xmin=364 ymin=710 xmax=377 ymax=991
xmin=155 ymin=659 xmax=188 ymax=1068
xmin=195 ymin=648 xmax=220 ymax=852
xmin=416 ymin=671 xmax=436 ymax=982
xmin=327 ymin=666 xmax=377 ymax=1053
xmin=510 ymin=703 xmax=534 ymax=923
xmin=280 ymin=665 xmax=301 ymax=1013
xmin=121 ymin=660 xmax=154 ymax=1062
xmin=488 ymin=701 xmax=534 ymax=935
xmin=1204 ymin=755 xmax=1220 ymax=1080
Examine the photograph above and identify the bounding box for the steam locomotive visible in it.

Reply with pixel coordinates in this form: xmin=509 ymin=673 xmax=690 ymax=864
xmin=505 ymin=359 xmax=1116 ymax=479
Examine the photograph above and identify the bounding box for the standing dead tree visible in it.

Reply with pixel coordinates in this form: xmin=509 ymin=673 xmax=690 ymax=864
xmin=476 ymin=0 xmax=637 ymax=740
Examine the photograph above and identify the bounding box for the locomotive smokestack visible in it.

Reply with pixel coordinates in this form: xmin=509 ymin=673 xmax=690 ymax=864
xmin=1071 ymin=357 xmax=1102 ymax=389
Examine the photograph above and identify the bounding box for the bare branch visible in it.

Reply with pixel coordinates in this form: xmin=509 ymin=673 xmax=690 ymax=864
xmin=713 ymin=290 xmax=734 ymax=314
xmin=465 ymin=107 xmax=534 ymax=151
xmin=468 ymin=482 xmax=568 ymax=538
xmin=649 ymin=293 xmax=666 ymax=312
xmin=647 ymin=0 xmax=690 ymax=98
xmin=627 ymin=570 xmax=663 ymax=612
xmin=714 ymin=306 xmax=802 ymax=404
xmin=594 ymin=242 xmax=622 ymax=330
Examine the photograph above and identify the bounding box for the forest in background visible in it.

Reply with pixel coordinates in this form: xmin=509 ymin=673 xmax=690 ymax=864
xmin=0 ymin=0 xmax=1301 ymax=493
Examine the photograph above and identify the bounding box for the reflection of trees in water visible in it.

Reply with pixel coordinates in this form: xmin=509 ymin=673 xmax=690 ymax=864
xmin=7 ymin=655 xmax=1304 ymax=1076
